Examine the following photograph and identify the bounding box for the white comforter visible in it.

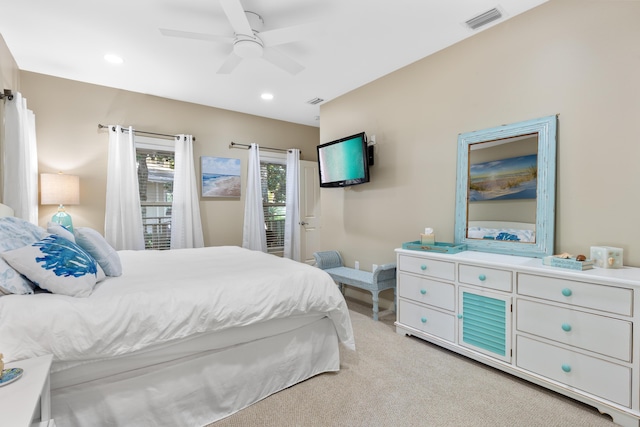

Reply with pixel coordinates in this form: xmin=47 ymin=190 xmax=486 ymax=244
xmin=0 ymin=246 xmax=355 ymax=364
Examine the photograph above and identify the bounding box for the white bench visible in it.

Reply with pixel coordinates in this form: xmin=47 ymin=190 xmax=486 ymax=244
xmin=313 ymin=250 xmax=396 ymax=321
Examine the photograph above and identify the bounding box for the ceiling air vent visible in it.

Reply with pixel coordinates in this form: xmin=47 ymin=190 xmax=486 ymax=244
xmin=465 ymin=7 xmax=503 ymax=30
xmin=306 ymin=97 xmax=324 ymax=105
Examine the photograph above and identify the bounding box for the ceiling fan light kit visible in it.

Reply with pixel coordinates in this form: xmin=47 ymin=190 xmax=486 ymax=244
xmin=234 ymin=36 xmax=263 ymax=59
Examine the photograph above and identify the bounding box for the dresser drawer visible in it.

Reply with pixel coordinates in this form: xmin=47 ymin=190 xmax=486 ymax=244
xmin=459 ymin=264 xmax=512 ymax=292
xmin=398 ymin=273 xmax=455 ymax=311
xmin=516 ymin=336 xmax=631 ymax=407
xmin=517 ymin=273 xmax=632 ymax=316
xmin=398 ymin=254 xmax=455 ymax=281
xmin=398 ymin=299 xmax=455 ymax=342
xmin=516 ymin=299 xmax=632 ymax=362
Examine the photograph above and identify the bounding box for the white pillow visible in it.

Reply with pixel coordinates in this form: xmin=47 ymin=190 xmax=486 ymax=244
xmin=1 ymin=234 xmax=106 ymax=297
xmin=73 ymin=227 xmax=122 ymax=277
xmin=47 ymin=222 xmax=76 ymax=243
xmin=0 ymin=217 xmax=47 ymax=295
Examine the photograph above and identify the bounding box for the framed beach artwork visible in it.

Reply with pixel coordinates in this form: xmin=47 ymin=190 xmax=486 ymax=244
xmin=201 ymin=156 xmax=241 ymax=198
xmin=469 ymin=154 xmax=537 ymax=201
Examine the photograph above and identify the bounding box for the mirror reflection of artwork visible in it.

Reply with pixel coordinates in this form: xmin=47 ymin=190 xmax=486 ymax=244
xmin=454 ymin=114 xmax=557 ymax=258
xmin=201 ymin=157 xmax=241 ymax=198
xmin=469 ymin=154 xmax=537 ymax=201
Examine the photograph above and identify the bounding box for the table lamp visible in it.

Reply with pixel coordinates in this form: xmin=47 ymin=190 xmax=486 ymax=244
xmin=41 ymin=173 xmax=80 ymax=232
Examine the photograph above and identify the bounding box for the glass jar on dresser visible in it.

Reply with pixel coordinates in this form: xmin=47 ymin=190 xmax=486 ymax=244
xmin=395 ymin=248 xmax=640 ymax=427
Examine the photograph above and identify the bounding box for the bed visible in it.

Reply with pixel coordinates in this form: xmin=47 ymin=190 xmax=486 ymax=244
xmin=466 ymin=220 xmax=536 ymax=243
xmin=0 ymin=209 xmax=355 ymax=427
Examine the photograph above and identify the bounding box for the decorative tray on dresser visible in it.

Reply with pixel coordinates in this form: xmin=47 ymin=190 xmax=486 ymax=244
xmin=395 ymin=248 xmax=640 ymax=427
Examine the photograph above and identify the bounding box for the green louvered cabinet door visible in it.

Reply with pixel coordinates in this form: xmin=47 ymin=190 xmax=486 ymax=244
xmin=458 ymin=287 xmax=512 ymax=363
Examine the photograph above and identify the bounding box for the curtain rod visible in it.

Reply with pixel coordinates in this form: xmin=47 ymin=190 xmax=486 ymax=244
xmin=229 ymin=141 xmax=294 ymax=153
xmin=0 ymin=89 xmax=14 ymax=100
xmin=97 ymin=124 xmax=196 ymax=141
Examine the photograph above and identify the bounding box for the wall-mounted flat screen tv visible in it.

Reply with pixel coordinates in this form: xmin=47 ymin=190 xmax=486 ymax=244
xmin=317 ymin=132 xmax=371 ymax=188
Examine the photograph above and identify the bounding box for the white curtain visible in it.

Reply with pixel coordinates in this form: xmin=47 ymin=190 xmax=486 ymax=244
xmin=284 ymin=149 xmax=300 ymax=261
xmin=242 ymin=143 xmax=267 ymax=252
xmin=105 ymin=125 xmax=145 ymax=250
xmin=2 ymin=92 xmax=38 ymax=223
xmin=171 ymin=134 xmax=204 ymax=249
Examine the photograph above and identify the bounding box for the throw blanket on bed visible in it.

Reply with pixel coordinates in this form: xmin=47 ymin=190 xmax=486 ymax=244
xmin=0 ymin=246 xmax=355 ymax=364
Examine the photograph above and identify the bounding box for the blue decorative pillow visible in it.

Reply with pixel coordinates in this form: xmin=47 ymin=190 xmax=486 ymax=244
xmin=47 ymin=222 xmax=76 ymax=243
xmin=0 ymin=217 xmax=48 ymax=295
xmin=73 ymin=227 xmax=122 ymax=277
xmin=495 ymin=232 xmax=521 ymax=241
xmin=1 ymin=234 xmax=106 ymax=297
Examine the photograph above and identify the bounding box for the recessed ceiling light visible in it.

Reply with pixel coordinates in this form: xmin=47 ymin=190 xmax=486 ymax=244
xmin=261 ymin=93 xmax=274 ymax=101
xmin=104 ymin=54 xmax=124 ymax=64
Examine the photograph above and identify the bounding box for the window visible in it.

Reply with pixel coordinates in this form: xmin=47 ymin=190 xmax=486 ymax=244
xmin=260 ymin=154 xmax=287 ymax=257
xmin=136 ymin=137 xmax=175 ymax=250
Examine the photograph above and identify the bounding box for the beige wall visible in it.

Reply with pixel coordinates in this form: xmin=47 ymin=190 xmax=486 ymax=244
xmin=0 ymin=34 xmax=21 ymax=200
xmin=18 ymin=72 xmax=319 ymax=246
xmin=320 ymin=0 xmax=640 ymax=277
xmin=0 ymin=34 xmax=19 ymax=91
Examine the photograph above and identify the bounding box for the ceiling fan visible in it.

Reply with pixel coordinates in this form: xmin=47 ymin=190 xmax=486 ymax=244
xmin=160 ymin=0 xmax=322 ymax=75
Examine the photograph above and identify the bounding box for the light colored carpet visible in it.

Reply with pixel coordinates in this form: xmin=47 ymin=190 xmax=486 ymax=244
xmin=209 ymin=299 xmax=617 ymax=427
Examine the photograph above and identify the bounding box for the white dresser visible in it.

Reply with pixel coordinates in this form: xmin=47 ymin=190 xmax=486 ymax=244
xmin=395 ymin=248 xmax=640 ymax=427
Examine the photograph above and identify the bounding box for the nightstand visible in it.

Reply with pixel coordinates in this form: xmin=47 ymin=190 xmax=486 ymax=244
xmin=0 ymin=354 xmax=54 ymax=427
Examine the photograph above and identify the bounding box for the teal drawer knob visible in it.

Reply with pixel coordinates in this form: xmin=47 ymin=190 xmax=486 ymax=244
xmin=421 ymin=317 xmax=427 ymax=323
xmin=478 ymin=274 xmax=487 ymax=281
xmin=562 ymin=288 xmax=572 ymax=297
xmin=420 ymin=264 xmax=427 ymax=271
xmin=420 ymin=289 xmax=427 ymax=295
xmin=561 ymin=323 xmax=572 ymax=332
xmin=457 ymin=314 xmax=463 ymax=319
xmin=561 ymin=364 xmax=571 ymax=373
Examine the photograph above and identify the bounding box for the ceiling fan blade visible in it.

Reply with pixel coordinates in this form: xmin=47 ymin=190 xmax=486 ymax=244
xmin=259 ymin=22 xmax=324 ymax=47
xmin=262 ymin=48 xmax=304 ymax=75
xmin=219 ymin=0 xmax=252 ymax=36
xmin=217 ymin=52 xmax=243 ymax=74
xmin=159 ymin=28 xmax=232 ymax=43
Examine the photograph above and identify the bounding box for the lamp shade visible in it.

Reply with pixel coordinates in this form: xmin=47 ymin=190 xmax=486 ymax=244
xmin=41 ymin=173 xmax=80 ymax=205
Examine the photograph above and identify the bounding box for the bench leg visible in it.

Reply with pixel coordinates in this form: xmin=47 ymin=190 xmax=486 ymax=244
xmin=393 ymin=287 xmax=397 ymax=313
xmin=371 ymin=290 xmax=380 ymax=321
xmin=372 ymin=288 xmax=396 ymax=321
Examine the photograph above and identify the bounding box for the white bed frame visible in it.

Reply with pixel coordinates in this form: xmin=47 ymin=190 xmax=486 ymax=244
xmin=0 ymin=203 xmax=15 ymax=218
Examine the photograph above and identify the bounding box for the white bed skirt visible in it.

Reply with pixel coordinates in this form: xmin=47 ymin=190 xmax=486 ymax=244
xmin=51 ymin=317 xmax=340 ymax=427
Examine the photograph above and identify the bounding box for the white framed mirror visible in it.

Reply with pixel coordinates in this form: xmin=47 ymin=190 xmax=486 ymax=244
xmin=454 ymin=115 xmax=557 ymax=258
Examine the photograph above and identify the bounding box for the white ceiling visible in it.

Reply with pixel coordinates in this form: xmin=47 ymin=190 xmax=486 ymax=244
xmin=0 ymin=0 xmax=547 ymax=127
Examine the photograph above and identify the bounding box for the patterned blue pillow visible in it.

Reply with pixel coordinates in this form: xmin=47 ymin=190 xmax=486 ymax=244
xmin=0 ymin=217 xmax=47 ymax=295
xmin=1 ymin=234 xmax=106 ymax=297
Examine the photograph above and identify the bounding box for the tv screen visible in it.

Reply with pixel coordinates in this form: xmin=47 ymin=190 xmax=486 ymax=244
xmin=317 ymin=132 xmax=370 ymax=188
